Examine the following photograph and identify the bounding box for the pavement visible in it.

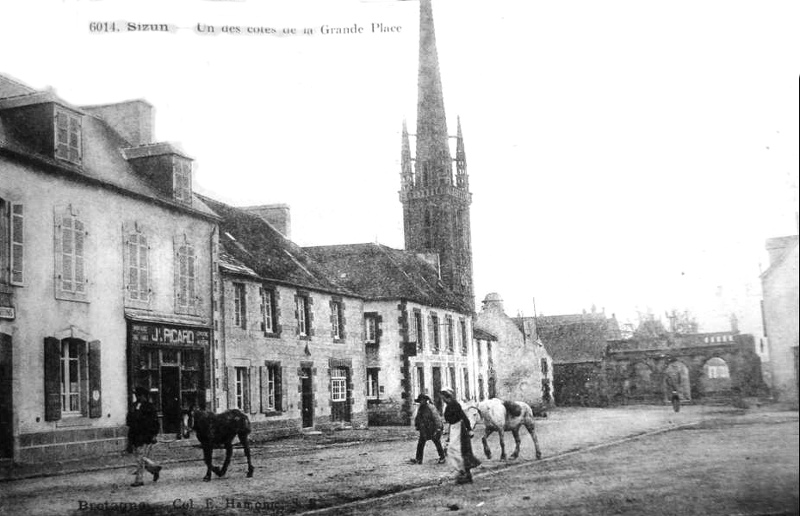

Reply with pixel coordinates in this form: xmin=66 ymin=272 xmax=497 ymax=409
xmin=0 ymin=425 xmax=419 ymax=482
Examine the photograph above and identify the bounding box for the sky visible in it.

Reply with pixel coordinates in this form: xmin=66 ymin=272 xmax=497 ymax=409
xmin=1 ymin=0 xmax=798 ymax=340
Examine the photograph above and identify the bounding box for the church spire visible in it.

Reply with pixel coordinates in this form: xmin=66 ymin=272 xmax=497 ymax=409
xmin=455 ymin=116 xmax=467 ymax=188
xmin=416 ymin=0 xmax=452 ymax=187
xmin=401 ymin=119 xmax=413 ymax=190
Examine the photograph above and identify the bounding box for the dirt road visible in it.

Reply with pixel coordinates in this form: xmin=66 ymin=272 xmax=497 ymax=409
xmin=0 ymin=405 xmax=796 ymax=516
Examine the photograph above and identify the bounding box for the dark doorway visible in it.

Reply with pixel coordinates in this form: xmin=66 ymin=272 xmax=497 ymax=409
xmin=488 ymin=375 xmax=497 ymax=399
xmin=161 ymin=366 xmax=181 ymax=435
xmin=301 ymin=367 xmax=313 ymax=428
xmin=0 ymin=333 xmax=12 ymax=458
xmin=432 ymin=366 xmax=442 ymax=412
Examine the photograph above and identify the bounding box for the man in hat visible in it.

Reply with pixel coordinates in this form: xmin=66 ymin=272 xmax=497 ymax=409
xmin=126 ymin=386 xmax=162 ymax=487
xmin=411 ymin=393 xmax=446 ymax=465
xmin=440 ymin=387 xmax=480 ymax=483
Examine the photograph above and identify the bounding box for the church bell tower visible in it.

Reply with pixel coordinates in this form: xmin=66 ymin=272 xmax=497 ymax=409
xmin=400 ymin=0 xmax=474 ymax=312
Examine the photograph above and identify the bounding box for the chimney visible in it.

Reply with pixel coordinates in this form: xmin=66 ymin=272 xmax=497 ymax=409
xmin=83 ymin=99 xmax=154 ymax=146
xmin=242 ymin=204 xmax=292 ymax=239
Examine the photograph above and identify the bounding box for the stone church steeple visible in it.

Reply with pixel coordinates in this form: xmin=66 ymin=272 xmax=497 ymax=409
xmin=400 ymin=0 xmax=474 ymax=312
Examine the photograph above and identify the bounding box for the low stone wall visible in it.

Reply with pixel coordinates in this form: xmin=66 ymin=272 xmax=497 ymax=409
xmin=17 ymin=426 xmax=128 ymax=463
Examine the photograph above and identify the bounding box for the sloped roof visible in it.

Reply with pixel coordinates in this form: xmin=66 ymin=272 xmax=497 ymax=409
xmin=762 ymin=235 xmax=799 ymax=280
xmin=304 ymin=243 xmax=471 ymax=314
xmin=0 ymin=82 xmax=216 ymax=220
xmin=198 ymin=195 xmax=355 ymax=296
xmin=515 ymin=314 xmax=616 ymax=364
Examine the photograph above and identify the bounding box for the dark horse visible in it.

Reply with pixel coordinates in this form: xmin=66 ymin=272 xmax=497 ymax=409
xmin=182 ymin=408 xmax=255 ymax=481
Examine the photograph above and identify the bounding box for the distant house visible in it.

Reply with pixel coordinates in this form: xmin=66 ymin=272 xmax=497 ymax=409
xmin=200 ymin=196 xmax=368 ymax=436
xmin=305 ymin=243 xmax=475 ymax=424
xmin=477 ymin=293 xmax=552 ymax=408
xmin=761 ymin=234 xmax=799 ymax=408
xmin=519 ymin=310 xmax=619 ymax=406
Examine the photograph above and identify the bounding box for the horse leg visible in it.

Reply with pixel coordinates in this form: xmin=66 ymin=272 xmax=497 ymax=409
xmin=217 ymin=442 xmax=233 ymax=477
xmin=510 ymin=428 xmax=521 ymax=460
xmin=481 ymin=427 xmax=494 ymax=459
xmin=498 ymin=430 xmax=507 ymax=461
xmin=240 ymin=434 xmax=254 ymax=478
xmin=202 ymin=445 xmax=214 ymax=482
xmin=524 ymin=418 xmax=543 ymax=460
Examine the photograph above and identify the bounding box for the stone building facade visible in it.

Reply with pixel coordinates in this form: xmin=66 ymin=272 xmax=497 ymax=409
xmin=0 ymin=74 xmax=217 ymax=461
xmin=478 ymin=294 xmax=553 ymax=409
xmin=761 ymin=234 xmax=799 ymax=407
xmin=201 ymin=197 xmax=368 ymax=437
xmin=305 ymin=243 xmax=475 ymax=424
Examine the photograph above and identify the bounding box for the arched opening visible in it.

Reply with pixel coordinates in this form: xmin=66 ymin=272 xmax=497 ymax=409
xmin=700 ymin=357 xmax=732 ymax=395
xmin=629 ymin=362 xmax=655 ymax=400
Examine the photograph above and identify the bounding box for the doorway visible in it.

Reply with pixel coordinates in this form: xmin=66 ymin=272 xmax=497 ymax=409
xmin=160 ymin=366 xmax=181 ymax=435
xmin=432 ymin=366 xmax=442 ymax=412
xmin=0 ymin=333 xmax=12 ymax=458
xmin=301 ymin=367 xmax=313 ymax=428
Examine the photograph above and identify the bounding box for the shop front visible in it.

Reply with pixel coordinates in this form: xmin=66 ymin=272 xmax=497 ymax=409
xmin=127 ymin=320 xmax=210 ymax=436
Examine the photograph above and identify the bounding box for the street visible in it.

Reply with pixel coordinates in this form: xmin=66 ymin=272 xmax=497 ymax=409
xmin=0 ymin=405 xmax=796 ymax=516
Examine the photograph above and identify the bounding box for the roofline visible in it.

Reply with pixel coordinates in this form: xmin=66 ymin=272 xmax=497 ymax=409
xmin=0 ymin=145 xmax=220 ymax=223
xmin=220 ymin=265 xmax=363 ymax=300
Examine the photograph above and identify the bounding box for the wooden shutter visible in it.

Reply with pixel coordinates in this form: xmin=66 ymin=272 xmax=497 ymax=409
xmin=248 ymin=366 xmax=258 ymax=414
xmin=226 ymin=366 xmax=236 ymax=410
xmin=259 ymin=366 xmax=268 ymax=412
xmin=44 ymin=337 xmax=61 ymax=421
xmin=88 ymin=340 xmax=102 ymax=418
xmin=280 ymin=366 xmax=288 ymax=412
xmin=10 ymin=203 xmax=23 ymax=285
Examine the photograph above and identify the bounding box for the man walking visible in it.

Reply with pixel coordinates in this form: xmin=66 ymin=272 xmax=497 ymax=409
xmin=411 ymin=394 xmax=446 ymax=465
xmin=441 ymin=387 xmax=480 ymax=484
xmin=127 ymin=386 xmax=162 ymax=487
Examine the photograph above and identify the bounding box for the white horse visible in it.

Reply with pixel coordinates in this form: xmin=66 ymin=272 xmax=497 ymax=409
xmin=465 ymin=398 xmax=543 ymax=461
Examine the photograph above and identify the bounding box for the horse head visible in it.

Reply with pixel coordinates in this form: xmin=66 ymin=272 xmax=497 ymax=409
xmin=463 ymin=402 xmax=481 ymax=437
xmin=181 ymin=406 xmax=197 ymax=439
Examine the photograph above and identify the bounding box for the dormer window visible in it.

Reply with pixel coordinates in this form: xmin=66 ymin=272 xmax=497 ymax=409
xmin=54 ymin=107 xmax=82 ymax=165
xmin=173 ymin=157 xmax=192 ymax=204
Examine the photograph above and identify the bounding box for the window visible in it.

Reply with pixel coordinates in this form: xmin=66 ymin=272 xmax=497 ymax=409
xmin=331 ymin=367 xmax=347 ymax=402
xmin=366 ymin=368 xmax=379 ymax=399
xmin=44 ymin=337 xmax=102 ymax=421
xmin=413 ymin=310 xmax=424 ymax=352
xmin=262 ymin=363 xmax=282 ymax=412
xmin=55 ymin=206 xmax=87 ymax=301
xmin=175 ymin=237 xmax=197 ymax=315
xmin=0 ymin=198 xmax=23 ymax=286
xmin=365 ymin=314 xmax=378 ymax=344
xmin=54 ymin=107 xmax=82 ymax=164
xmin=541 ymin=358 xmax=549 ymax=377
xmin=233 ymin=283 xmax=246 ymax=329
xmin=459 ymin=319 xmax=468 ymax=355
xmin=449 ymin=366 xmax=457 ymax=397
xmin=463 ymin=368 xmax=470 ymax=400
xmin=125 ymin=229 xmax=150 ymax=303
xmin=295 ymin=293 xmax=312 ymax=338
xmin=445 ymin=316 xmax=454 ymax=353
xmin=234 ymin=367 xmax=248 ymax=410
xmin=477 ymin=341 xmax=483 ymax=366
xmin=705 ymin=358 xmax=730 ymax=379
xmin=415 ymin=365 xmax=425 ymax=400
xmin=430 ymin=313 xmax=440 ymax=353
xmin=260 ymin=287 xmax=277 ymax=334
xmin=60 ymin=340 xmax=82 ymax=414
xmin=173 ymin=157 xmax=192 ymax=204
xmin=424 ymin=207 xmax=434 ymax=248
xmin=331 ymin=299 xmax=345 ymax=340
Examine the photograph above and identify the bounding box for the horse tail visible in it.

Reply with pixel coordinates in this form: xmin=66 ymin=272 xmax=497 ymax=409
xmin=521 ymin=403 xmax=537 ymax=433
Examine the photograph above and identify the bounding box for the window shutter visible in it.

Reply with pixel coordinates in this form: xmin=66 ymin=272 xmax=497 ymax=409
xmin=88 ymin=340 xmax=102 ymax=418
xmin=173 ymin=237 xmax=180 ymax=311
xmin=226 ymin=367 xmax=236 ymax=410
xmin=249 ymin=366 xmax=258 ymax=414
xmin=54 ymin=211 xmax=63 ymax=293
xmin=259 ymin=366 xmax=268 ymax=413
xmin=10 ymin=203 xmax=23 ymax=285
xmin=44 ymin=337 xmax=61 ymax=421
xmin=74 ymin=218 xmax=86 ymax=294
xmin=280 ymin=366 xmax=288 ymax=412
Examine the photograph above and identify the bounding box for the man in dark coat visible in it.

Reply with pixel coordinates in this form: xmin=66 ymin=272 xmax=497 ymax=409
xmin=411 ymin=394 xmax=446 ymax=464
xmin=126 ymin=386 xmax=162 ymax=487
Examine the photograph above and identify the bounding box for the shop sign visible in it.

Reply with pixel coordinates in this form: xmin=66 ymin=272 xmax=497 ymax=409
xmin=130 ymin=321 xmax=210 ymax=347
xmin=0 ymin=306 xmax=14 ymax=320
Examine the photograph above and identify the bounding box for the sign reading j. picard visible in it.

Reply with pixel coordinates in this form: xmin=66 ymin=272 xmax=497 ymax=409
xmin=130 ymin=322 xmax=210 ymax=347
